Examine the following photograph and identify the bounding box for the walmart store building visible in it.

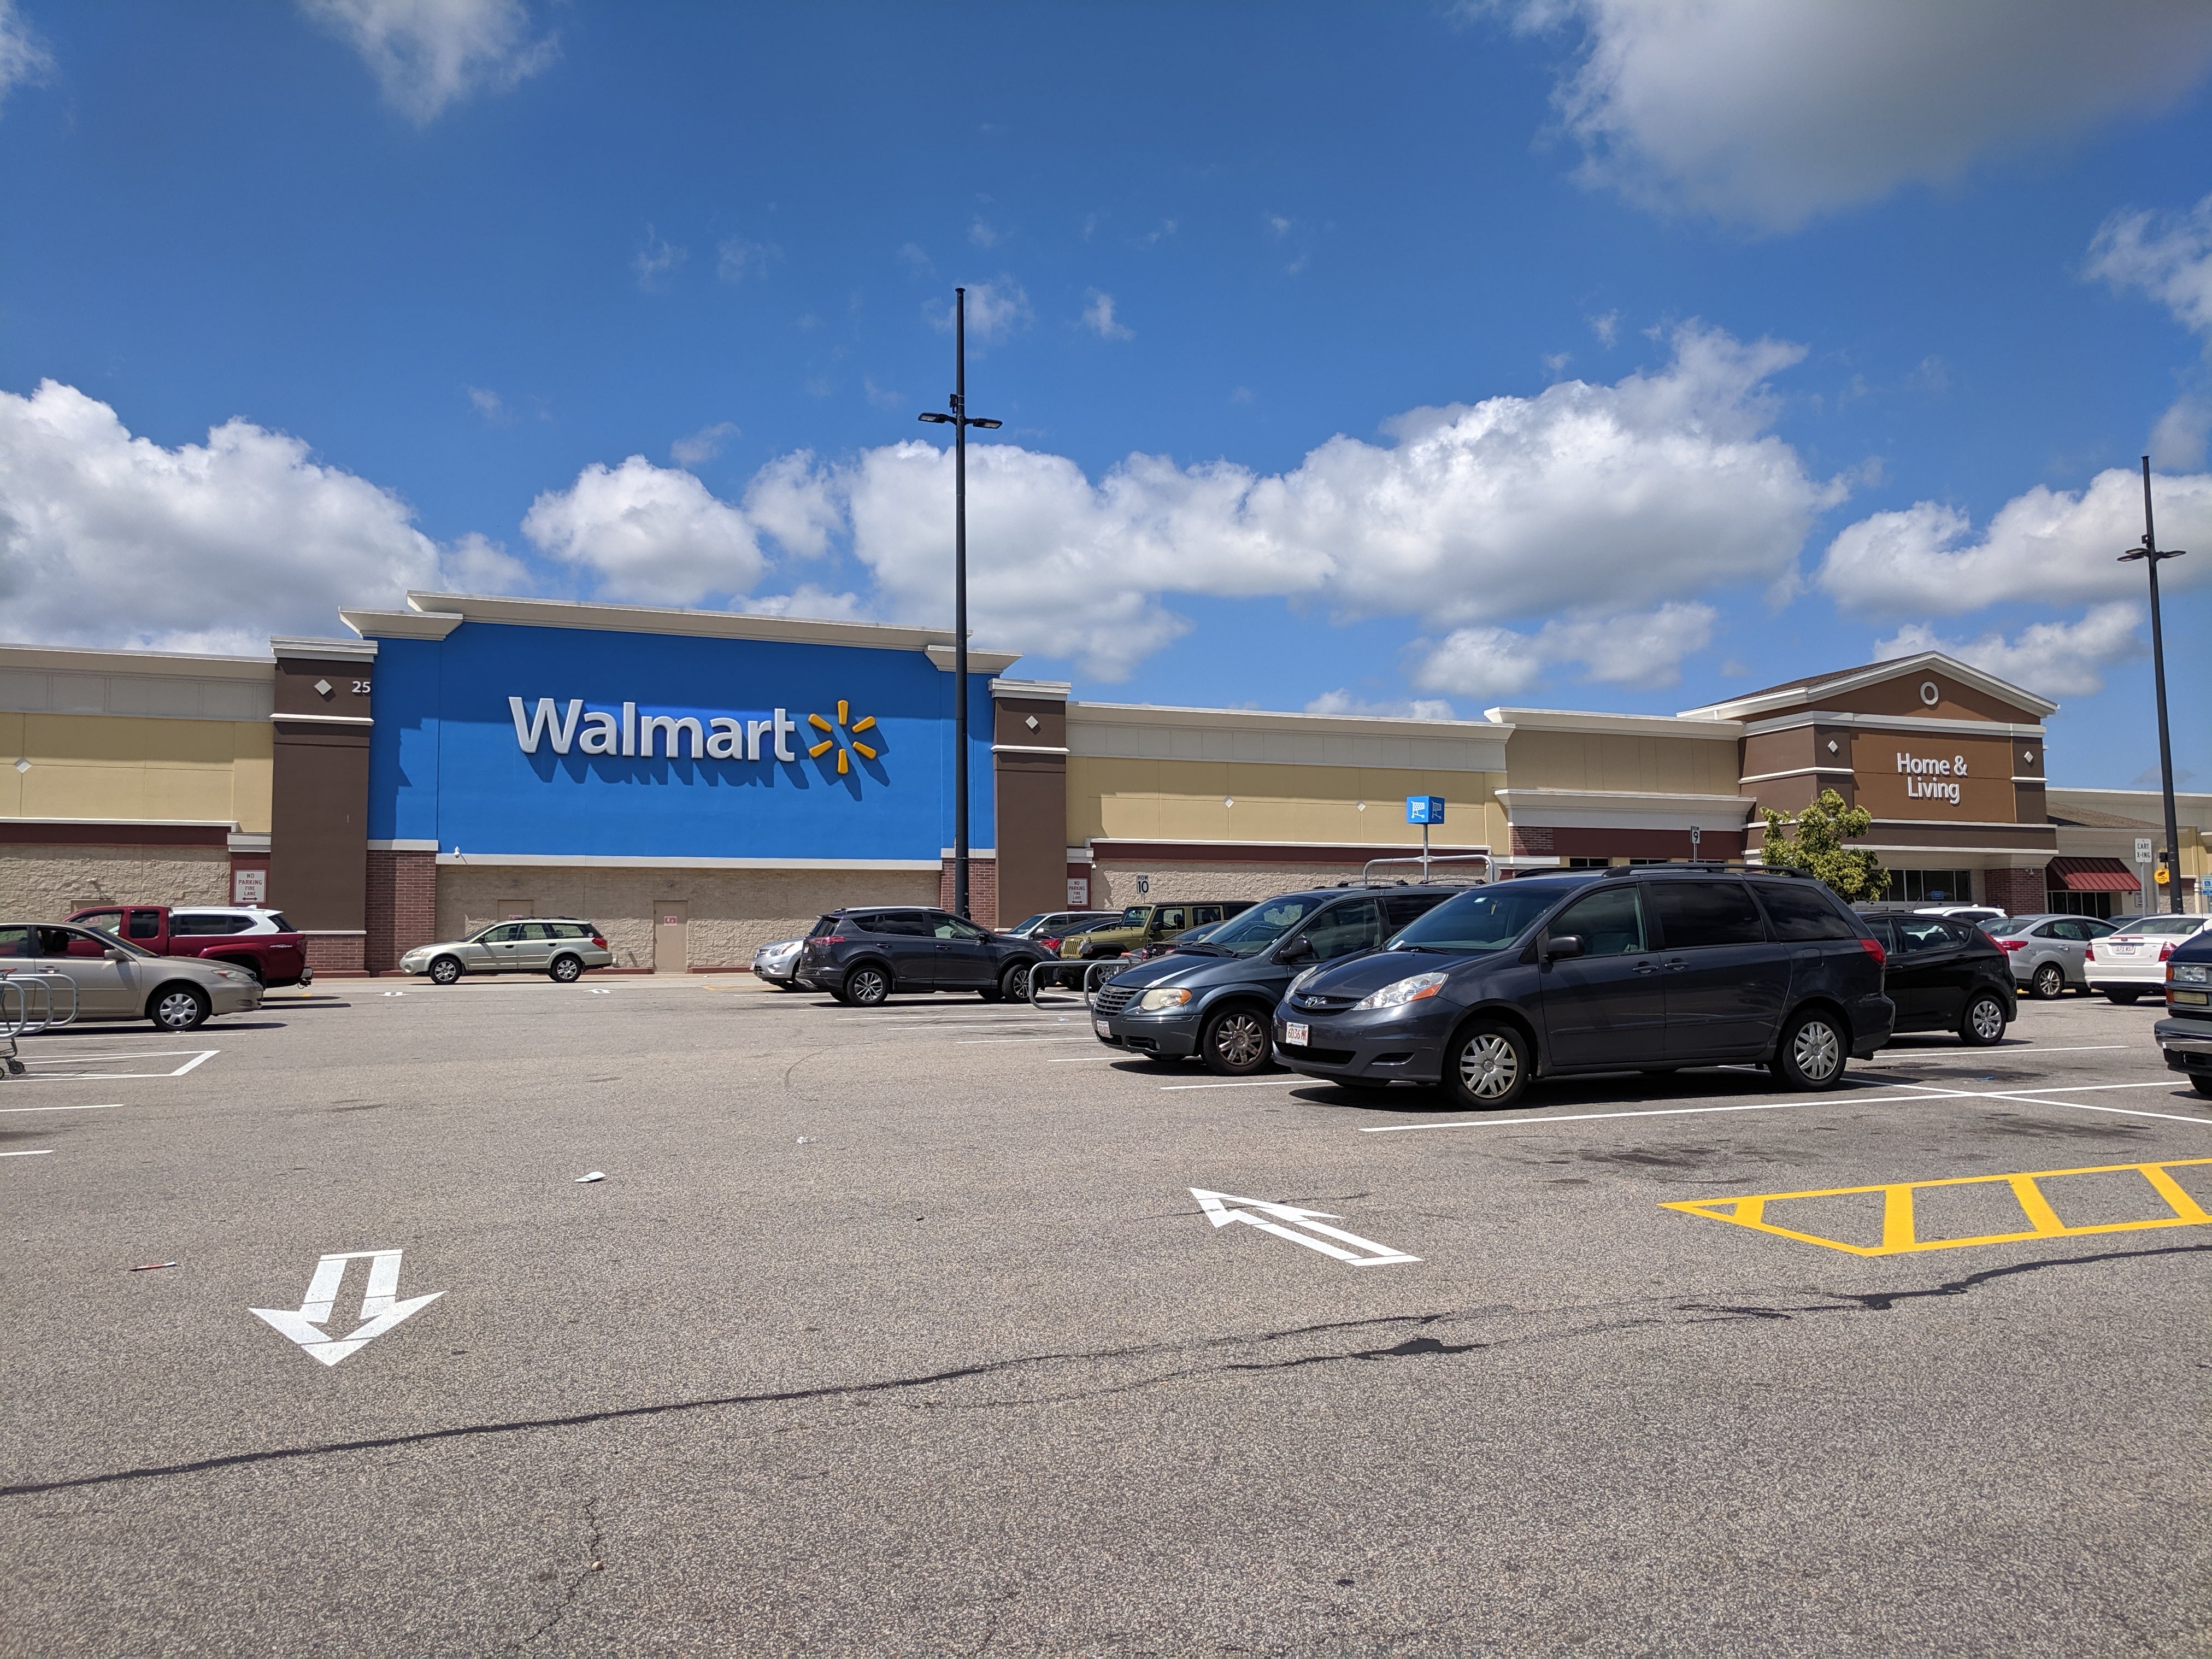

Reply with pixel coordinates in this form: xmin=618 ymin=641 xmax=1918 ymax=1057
xmin=1 ymin=591 xmax=2204 ymax=974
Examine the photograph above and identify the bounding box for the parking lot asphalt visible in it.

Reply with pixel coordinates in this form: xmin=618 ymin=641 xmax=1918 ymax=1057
xmin=3 ymin=975 xmax=2208 ymax=1656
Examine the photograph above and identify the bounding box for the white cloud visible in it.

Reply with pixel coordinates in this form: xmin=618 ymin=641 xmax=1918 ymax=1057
xmin=0 ymin=0 xmax=53 ymax=113
xmin=968 ymin=219 xmax=1000 ymax=249
xmin=715 ymin=237 xmax=777 ymax=284
xmin=669 ymin=422 xmax=738 ymax=467
xmin=1873 ymin=602 xmax=2147 ymax=698
xmin=863 ymin=377 xmax=904 ymax=410
xmin=2087 ymin=191 xmax=2212 ymax=339
xmin=634 ymin=225 xmax=685 ymax=291
xmin=931 ymin=280 xmax=1031 ymax=343
xmin=1413 ymin=602 xmax=1716 ymax=699
xmin=466 ymin=385 xmax=505 ymax=421
xmin=740 ymin=452 xmax=840 ymax=558
xmin=1305 ymin=690 xmax=1460 ymax=721
xmin=0 ymin=379 xmax=489 ymax=651
xmin=1081 ymin=290 xmax=1133 ymax=341
xmin=1490 ymin=0 xmax=2212 ymax=231
xmin=299 ymin=0 xmax=556 ymax=125
xmin=736 ymin=583 xmax=868 ymax=622
xmin=1588 ymin=310 xmax=1619 ymax=347
xmin=2151 ymin=396 xmax=2212 ymax=470
xmin=1817 ymin=466 xmax=2211 ymax=618
xmin=521 ymin=455 xmax=762 ymax=605
xmin=896 ymin=242 xmax=933 ymax=277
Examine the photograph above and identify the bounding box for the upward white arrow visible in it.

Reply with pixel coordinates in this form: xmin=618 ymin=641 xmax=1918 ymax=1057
xmin=250 ymin=1250 xmax=443 ymax=1367
xmin=1190 ymin=1189 xmax=1420 ymax=1267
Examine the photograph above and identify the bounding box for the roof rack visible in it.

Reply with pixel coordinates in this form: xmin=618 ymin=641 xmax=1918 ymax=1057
xmin=1360 ymin=852 xmax=1492 ymax=886
xmin=1599 ymin=861 xmax=1773 ymax=879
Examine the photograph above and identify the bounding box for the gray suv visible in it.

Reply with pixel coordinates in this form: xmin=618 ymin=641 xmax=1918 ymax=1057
xmin=401 ymin=919 xmax=614 ymax=985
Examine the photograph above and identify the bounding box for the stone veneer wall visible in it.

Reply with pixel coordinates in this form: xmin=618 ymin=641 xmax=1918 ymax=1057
xmin=434 ymin=864 xmax=941 ymax=970
xmin=1091 ymin=861 xmax=1383 ymax=908
xmin=0 ymin=846 xmax=230 ymax=918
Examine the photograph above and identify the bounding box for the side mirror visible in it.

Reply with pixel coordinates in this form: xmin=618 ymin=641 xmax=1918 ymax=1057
xmin=1543 ymin=934 xmax=1584 ymax=962
xmin=103 ymin=948 xmax=127 ymax=962
xmin=1276 ymin=936 xmax=1315 ymax=963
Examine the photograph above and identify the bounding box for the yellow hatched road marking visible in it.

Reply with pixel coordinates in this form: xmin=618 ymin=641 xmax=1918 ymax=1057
xmin=1662 ymin=1157 xmax=2212 ymax=1257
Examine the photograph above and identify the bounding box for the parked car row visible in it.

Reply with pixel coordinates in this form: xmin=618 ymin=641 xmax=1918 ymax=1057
xmin=0 ymin=921 xmax=263 ymax=1030
xmin=774 ymin=867 xmax=2064 ymax=1112
xmin=2155 ymin=930 xmax=2212 ymax=1098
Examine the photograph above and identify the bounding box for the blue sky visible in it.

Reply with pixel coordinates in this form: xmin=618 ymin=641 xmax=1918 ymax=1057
xmin=1 ymin=1 xmax=2209 ymax=790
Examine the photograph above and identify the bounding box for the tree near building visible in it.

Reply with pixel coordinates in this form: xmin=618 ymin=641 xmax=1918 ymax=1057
xmin=1759 ymin=788 xmax=1887 ymax=901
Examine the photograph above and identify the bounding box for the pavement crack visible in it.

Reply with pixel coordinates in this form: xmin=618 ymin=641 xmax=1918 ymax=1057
xmin=1813 ymin=1240 xmax=2212 ymax=1311
xmin=513 ymin=1496 xmax=605 ymax=1650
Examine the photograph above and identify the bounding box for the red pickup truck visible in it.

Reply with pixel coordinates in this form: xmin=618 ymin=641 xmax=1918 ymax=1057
xmin=67 ymin=905 xmax=313 ymax=988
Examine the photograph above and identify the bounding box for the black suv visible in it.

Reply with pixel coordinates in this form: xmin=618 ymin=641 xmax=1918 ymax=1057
xmin=1275 ymin=867 xmax=1896 ymax=1109
xmin=1091 ymin=885 xmax=1462 ymax=1074
xmin=1853 ymin=911 xmax=2016 ymax=1045
xmin=799 ymin=907 xmax=1051 ymax=1007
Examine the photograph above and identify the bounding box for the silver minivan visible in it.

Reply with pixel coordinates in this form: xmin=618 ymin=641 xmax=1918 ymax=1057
xmin=399 ymin=919 xmax=615 ymax=985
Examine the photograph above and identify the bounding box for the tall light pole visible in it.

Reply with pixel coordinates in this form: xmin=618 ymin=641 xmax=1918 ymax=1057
xmin=918 ymin=288 xmax=1001 ymax=919
xmin=2121 ymin=455 xmax=2187 ymax=914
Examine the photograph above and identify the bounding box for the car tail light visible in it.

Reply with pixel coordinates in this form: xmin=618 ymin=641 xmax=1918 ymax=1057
xmin=2160 ymin=942 xmax=2177 ymax=962
xmin=2084 ymin=944 xmax=2095 ymax=961
xmin=1997 ymin=938 xmax=2026 ymax=952
xmin=1038 ymin=935 xmax=1061 ymax=952
xmin=1856 ymin=936 xmax=1886 ymax=969
xmin=591 ymin=933 xmax=608 ymax=949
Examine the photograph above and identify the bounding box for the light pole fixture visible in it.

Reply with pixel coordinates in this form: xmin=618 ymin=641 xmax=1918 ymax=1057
xmin=2120 ymin=455 xmax=2187 ymax=914
xmin=918 ymin=287 xmax=1002 ymax=920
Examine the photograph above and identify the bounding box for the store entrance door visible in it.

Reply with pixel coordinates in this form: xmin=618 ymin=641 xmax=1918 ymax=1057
xmin=654 ymin=902 xmax=689 ymax=974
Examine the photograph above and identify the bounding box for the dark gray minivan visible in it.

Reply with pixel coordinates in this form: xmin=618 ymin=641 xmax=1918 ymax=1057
xmin=1089 ymin=884 xmax=1463 ymax=1074
xmin=1274 ymin=867 xmax=1895 ymax=1108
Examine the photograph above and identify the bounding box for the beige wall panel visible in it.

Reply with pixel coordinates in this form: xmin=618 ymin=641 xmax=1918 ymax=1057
xmin=435 ymin=865 xmax=939 ymax=969
xmin=1093 ymin=860 xmax=1483 ymax=907
xmin=1 ymin=714 xmax=273 ymax=831
xmin=1506 ymin=730 xmax=1740 ymax=795
xmin=0 ymin=846 xmax=230 ymax=917
xmin=1068 ymin=756 xmax=1507 ymax=849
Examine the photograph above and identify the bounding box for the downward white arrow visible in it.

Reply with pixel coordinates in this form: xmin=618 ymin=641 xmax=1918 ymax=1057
xmin=250 ymin=1249 xmax=443 ymax=1366
xmin=1190 ymin=1189 xmax=1421 ymax=1267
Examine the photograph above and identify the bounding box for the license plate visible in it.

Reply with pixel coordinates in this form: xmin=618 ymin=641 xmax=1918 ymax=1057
xmin=1285 ymin=1021 xmax=1309 ymax=1047
xmin=1095 ymin=1019 xmax=1112 ymax=1038
xmin=2111 ymin=944 xmax=2139 ymax=955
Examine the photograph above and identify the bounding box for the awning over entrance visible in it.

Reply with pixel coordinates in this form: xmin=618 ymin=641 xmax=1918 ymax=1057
xmin=2046 ymin=857 xmax=2140 ymax=893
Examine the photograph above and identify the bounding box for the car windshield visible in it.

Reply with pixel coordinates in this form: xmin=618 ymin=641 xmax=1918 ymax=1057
xmin=2124 ymin=915 xmax=2206 ymax=936
xmin=1119 ymin=907 xmax=1148 ymax=925
xmin=1197 ymin=896 xmax=1328 ymax=958
xmin=1387 ymin=882 xmax=1578 ymax=952
xmin=1981 ymin=917 xmax=2034 ymax=936
xmin=77 ymin=926 xmax=156 ymax=959
xmin=1009 ymin=913 xmax=1045 ymax=934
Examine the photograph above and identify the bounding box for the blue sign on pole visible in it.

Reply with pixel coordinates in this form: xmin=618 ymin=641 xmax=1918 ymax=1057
xmin=1405 ymin=795 xmax=1445 ymax=825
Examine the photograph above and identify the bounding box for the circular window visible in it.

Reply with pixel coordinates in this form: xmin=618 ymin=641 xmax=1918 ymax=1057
xmin=1919 ymin=681 xmax=1939 ymax=707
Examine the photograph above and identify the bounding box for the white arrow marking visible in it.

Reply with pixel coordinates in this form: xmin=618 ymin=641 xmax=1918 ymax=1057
xmin=1189 ymin=1189 xmax=1420 ymax=1267
xmin=250 ymin=1249 xmax=443 ymax=1367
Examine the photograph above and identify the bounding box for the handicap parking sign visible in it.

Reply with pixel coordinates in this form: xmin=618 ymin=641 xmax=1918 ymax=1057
xmin=1405 ymin=795 xmax=1444 ymax=825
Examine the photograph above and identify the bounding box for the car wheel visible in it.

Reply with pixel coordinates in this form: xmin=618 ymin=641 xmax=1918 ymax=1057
xmin=1443 ymin=1022 xmax=1531 ymax=1110
xmin=2194 ymin=1076 xmax=2212 ymax=1099
xmin=999 ymin=963 xmax=1033 ymax=1004
xmin=1769 ymin=1009 xmax=1848 ymax=1090
xmin=428 ymin=956 xmax=463 ymax=986
xmin=2031 ymin=963 xmax=2065 ymax=1001
xmin=1199 ymin=1005 xmax=1272 ymax=1076
xmin=846 ymin=964 xmax=890 ymax=1007
xmin=1761 ymin=1013 xmax=1849 ymax=1092
xmin=149 ymin=985 xmax=210 ymax=1032
xmin=1959 ymin=991 xmax=2008 ymax=1046
xmin=2106 ymin=989 xmax=2142 ymax=1005
xmin=549 ymin=954 xmax=583 ymax=984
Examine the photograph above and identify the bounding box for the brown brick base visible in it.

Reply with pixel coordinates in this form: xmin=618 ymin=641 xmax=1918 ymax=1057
xmin=302 ymin=933 xmax=367 ymax=976
xmin=939 ymin=856 xmax=998 ymax=928
xmin=366 ymin=849 xmax=439 ymax=973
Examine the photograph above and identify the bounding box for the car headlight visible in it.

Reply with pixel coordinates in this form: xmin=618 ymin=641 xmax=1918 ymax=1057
xmin=1352 ymin=971 xmax=1449 ymax=1012
xmin=1286 ymin=966 xmax=1323 ymax=999
xmin=2174 ymin=963 xmax=2210 ymax=985
xmin=1138 ymin=987 xmax=1192 ymax=1011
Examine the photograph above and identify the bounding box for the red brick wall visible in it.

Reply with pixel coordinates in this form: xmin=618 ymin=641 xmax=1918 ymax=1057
xmin=1984 ymin=866 xmax=2045 ymax=915
xmin=938 ymin=856 xmax=998 ymax=927
xmin=1510 ymin=826 xmax=1555 ymax=855
xmin=366 ymin=849 xmax=439 ymax=974
xmin=302 ymin=933 xmax=366 ymax=976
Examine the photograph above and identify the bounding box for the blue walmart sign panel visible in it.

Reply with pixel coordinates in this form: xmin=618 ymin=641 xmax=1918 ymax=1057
xmin=367 ymin=622 xmax=995 ymax=863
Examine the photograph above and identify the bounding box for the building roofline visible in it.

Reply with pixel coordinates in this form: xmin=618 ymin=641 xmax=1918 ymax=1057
xmin=0 ymin=640 xmax=275 ymax=678
xmin=1487 ymin=706 xmax=1744 ymax=739
xmin=1678 ymin=651 xmax=2058 ymax=720
xmin=1069 ymin=698 xmax=1512 ymax=742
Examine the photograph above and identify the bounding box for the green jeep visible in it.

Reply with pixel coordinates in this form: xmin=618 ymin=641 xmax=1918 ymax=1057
xmin=1061 ymin=900 xmax=1251 ymax=961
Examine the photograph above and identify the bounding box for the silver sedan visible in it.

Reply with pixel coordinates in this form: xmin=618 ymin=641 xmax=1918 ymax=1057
xmin=1982 ymin=913 xmax=2116 ymax=999
xmin=0 ymin=922 xmax=262 ymax=1031
xmin=752 ymin=938 xmax=804 ymax=988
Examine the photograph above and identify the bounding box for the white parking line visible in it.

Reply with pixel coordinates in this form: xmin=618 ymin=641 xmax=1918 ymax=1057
xmin=956 ymin=1036 xmax=1097 ymax=1045
xmin=1859 ymin=1044 xmax=2129 ymax=1063
xmin=0 ymin=1102 xmax=123 ymax=1114
xmin=1360 ymin=1078 xmax=2207 ymax=1133
xmin=16 ymin=1049 xmax=217 ymax=1080
xmin=1 ymin=1149 xmax=54 ymax=1157
xmin=1162 ymin=1077 xmax=1310 ymax=1091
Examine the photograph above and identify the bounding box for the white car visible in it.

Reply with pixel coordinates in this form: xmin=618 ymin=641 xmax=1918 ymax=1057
xmin=2085 ymin=913 xmax=2212 ymax=1003
xmin=752 ymin=938 xmax=803 ymax=988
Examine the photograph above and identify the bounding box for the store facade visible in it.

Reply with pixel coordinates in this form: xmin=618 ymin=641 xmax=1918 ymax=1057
xmin=1 ymin=591 xmax=2203 ymax=972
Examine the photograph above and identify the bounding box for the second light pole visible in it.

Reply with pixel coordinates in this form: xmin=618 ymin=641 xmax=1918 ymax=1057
xmin=919 ymin=287 xmax=1001 ymax=919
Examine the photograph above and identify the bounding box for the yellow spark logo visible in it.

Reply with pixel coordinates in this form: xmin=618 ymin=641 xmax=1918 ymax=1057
xmin=805 ymin=699 xmax=879 ymax=776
